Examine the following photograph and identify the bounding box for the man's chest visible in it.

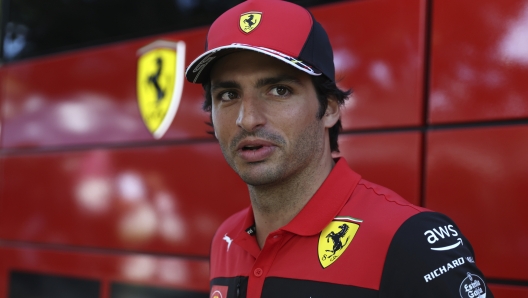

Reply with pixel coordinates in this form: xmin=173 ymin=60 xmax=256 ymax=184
xmin=210 ymin=225 xmax=390 ymax=298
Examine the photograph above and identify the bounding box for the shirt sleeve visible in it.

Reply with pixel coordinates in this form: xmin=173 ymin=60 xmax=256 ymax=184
xmin=378 ymin=211 xmax=494 ymax=298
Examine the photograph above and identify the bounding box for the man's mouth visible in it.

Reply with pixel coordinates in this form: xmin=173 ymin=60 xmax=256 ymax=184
xmin=242 ymin=145 xmax=264 ymax=151
xmin=235 ymin=140 xmax=276 ymax=162
xmin=236 ymin=139 xmax=273 ymax=151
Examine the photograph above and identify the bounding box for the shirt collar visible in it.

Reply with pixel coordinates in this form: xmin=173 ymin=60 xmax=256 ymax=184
xmin=281 ymin=157 xmax=361 ymax=236
xmin=233 ymin=157 xmax=361 ymax=242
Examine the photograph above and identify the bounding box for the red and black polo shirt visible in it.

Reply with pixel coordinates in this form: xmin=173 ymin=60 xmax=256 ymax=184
xmin=209 ymin=158 xmax=493 ymax=298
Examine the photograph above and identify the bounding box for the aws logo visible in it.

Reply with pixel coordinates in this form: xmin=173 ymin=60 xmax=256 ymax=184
xmin=424 ymin=225 xmax=463 ymax=251
xmin=318 ymin=217 xmax=361 ymax=268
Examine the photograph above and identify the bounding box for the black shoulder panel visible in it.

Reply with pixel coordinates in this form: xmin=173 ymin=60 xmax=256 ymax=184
xmin=379 ymin=211 xmax=494 ymax=298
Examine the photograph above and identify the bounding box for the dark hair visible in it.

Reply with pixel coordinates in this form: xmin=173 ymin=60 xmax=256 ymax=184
xmin=202 ymin=75 xmax=351 ymax=152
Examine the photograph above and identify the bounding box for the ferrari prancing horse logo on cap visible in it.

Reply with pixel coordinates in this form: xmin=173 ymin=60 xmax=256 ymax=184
xmin=240 ymin=11 xmax=262 ymax=33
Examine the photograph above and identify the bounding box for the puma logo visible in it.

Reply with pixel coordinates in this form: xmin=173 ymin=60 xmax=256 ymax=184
xmin=223 ymin=234 xmax=233 ymax=251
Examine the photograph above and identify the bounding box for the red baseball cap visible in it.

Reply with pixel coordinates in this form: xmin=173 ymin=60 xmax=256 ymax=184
xmin=185 ymin=0 xmax=335 ymax=84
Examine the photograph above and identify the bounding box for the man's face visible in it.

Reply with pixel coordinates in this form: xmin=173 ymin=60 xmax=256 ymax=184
xmin=210 ymin=51 xmax=330 ymax=186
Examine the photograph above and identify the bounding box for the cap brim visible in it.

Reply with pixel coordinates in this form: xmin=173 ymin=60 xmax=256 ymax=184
xmin=185 ymin=43 xmax=322 ymax=84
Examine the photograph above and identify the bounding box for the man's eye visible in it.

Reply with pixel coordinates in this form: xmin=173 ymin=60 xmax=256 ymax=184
xmin=219 ymin=91 xmax=238 ymax=101
xmin=270 ymin=86 xmax=290 ymax=97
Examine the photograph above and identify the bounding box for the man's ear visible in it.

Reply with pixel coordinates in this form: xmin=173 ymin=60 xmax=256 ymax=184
xmin=323 ymin=96 xmax=340 ymax=128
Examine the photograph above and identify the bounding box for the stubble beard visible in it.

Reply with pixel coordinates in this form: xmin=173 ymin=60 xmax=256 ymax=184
xmin=219 ymin=118 xmax=326 ymax=214
xmin=218 ymin=128 xmax=286 ymax=186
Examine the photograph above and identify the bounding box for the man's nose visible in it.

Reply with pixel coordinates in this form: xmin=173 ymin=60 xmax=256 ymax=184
xmin=236 ymin=95 xmax=266 ymax=132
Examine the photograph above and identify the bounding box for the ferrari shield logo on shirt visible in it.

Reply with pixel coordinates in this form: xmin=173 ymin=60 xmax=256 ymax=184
xmin=318 ymin=217 xmax=361 ymax=268
xmin=137 ymin=40 xmax=186 ymax=139
xmin=240 ymin=12 xmax=262 ymax=33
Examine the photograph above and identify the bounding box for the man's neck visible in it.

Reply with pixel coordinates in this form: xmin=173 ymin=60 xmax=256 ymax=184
xmin=249 ymin=157 xmax=336 ymax=248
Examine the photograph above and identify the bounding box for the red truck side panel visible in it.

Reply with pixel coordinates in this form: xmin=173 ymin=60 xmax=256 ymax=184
xmin=313 ymin=0 xmax=425 ymax=129
xmin=1 ymin=29 xmax=211 ymax=149
xmin=430 ymin=0 xmax=528 ymax=123
xmin=338 ymin=132 xmax=422 ymax=206
xmin=0 ymin=247 xmax=209 ymax=296
xmin=426 ymin=126 xmax=528 ymax=280
xmin=0 ymin=143 xmax=248 ymax=256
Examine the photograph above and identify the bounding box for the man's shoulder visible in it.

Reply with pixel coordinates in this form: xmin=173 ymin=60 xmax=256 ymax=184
xmin=378 ymin=211 xmax=494 ymax=297
xmin=356 ymin=178 xmax=426 ymax=212
xmin=341 ymin=178 xmax=428 ymax=229
xmin=386 ymin=211 xmax=469 ymax=254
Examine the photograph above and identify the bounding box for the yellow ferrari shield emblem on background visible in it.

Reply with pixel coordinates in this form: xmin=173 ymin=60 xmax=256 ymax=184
xmin=240 ymin=12 xmax=262 ymax=33
xmin=137 ymin=40 xmax=186 ymax=139
xmin=318 ymin=218 xmax=361 ymax=268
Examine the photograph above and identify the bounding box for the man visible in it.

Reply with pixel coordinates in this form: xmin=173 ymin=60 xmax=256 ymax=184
xmin=185 ymin=0 xmax=493 ymax=297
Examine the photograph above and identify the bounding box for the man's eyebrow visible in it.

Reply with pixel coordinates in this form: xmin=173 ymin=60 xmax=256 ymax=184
xmin=210 ymin=74 xmax=303 ymax=91
xmin=255 ymin=74 xmax=303 ymax=89
xmin=210 ymin=81 xmax=240 ymax=92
